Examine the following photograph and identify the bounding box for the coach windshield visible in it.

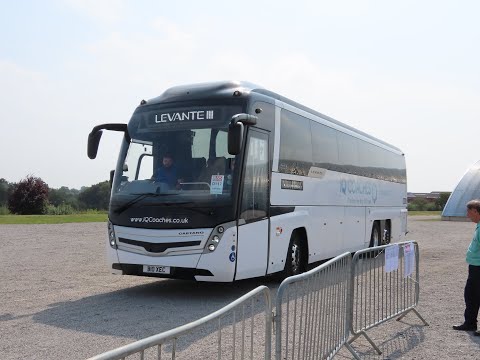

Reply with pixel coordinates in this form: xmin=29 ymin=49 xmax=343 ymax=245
xmin=109 ymin=103 xmax=243 ymax=217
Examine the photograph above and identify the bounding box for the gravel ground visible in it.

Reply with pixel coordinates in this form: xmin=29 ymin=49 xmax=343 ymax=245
xmin=0 ymin=216 xmax=478 ymax=359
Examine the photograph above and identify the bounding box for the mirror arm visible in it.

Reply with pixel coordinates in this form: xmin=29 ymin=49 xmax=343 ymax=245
xmin=90 ymin=123 xmax=130 ymax=142
xmin=88 ymin=123 xmax=130 ymax=159
xmin=230 ymin=114 xmax=258 ymax=126
xmin=227 ymin=113 xmax=258 ymax=156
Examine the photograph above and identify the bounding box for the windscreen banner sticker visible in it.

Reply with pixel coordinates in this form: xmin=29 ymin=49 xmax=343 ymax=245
xmin=210 ymin=175 xmax=224 ymax=194
xmin=130 ymin=216 xmax=189 ymax=224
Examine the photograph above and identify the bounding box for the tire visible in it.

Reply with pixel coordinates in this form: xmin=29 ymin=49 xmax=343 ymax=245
xmin=369 ymin=222 xmax=381 ymax=247
xmin=284 ymin=233 xmax=307 ymax=277
xmin=383 ymin=221 xmax=391 ymax=245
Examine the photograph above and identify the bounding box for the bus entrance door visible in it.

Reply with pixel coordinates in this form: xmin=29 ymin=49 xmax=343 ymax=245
xmin=235 ymin=130 xmax=270 ymax=280
xmin=236 ymin=219 xmax=269 ymax=280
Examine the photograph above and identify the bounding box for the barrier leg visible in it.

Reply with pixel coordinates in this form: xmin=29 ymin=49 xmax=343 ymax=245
xmin=396 ymin=308 xmax=429 ymax=326
xmin=344 ymin=342 xmax=362 ymax=360
xmin=348 ymin=331 xmax=382 ymax=355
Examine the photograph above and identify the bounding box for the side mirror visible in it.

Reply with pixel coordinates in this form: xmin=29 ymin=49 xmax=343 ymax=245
xmin=228 ymin=122 xmax=244 ymax=155
xmin=228 ymin=114 xmax=258 ymax=155
xmin=87 ymin=123 xmax=129 ymax=159
xmin=87 ymin=130 xmax=103 ymax=159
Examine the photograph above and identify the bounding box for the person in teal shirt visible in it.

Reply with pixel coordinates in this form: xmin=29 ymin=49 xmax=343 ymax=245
xmin=453 ymin=199 xmax=480 ymax=334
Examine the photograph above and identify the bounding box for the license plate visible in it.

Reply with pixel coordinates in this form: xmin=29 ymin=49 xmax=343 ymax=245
xmin=143 ymin=265 xmax=171 ymax=274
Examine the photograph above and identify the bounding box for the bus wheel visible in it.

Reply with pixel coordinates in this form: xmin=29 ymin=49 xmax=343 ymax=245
xmin=285 ymin=233 xmax=306 ymax=277
xmin=369 ymin=222 xmax=380 ymax=247
xmin=382 ymin=221 xmax=391 ymax=245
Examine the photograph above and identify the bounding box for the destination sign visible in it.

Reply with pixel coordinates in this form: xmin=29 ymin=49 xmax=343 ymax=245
xmin=155 ymin=110 xmax=215 ymax=123
xmin=130 ymin=105 xmax=244 ymax=133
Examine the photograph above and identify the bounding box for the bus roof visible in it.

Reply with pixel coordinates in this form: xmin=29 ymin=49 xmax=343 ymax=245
xmin=144 ymin=80 xmax=260 ymax=104
xmin=143 ymin=80 xmax=403 ymax=153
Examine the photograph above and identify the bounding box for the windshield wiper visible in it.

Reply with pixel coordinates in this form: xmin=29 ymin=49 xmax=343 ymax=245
xmin=113 ymin=192 xmax=179 ymax=215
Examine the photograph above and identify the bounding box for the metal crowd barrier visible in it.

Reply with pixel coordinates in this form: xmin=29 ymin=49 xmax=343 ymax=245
xmin=274 ymin=252 xmax=360 ymax=360
xmin=348 ymin=241 xmax=429 ymax=354
xmin=87 ymin=285 xmax=272 ymax=360
xmin=88 ymin=242 xmax=430 ymax=360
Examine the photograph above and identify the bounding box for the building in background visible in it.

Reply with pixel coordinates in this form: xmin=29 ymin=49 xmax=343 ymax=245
xmin=407 ymin=192 xmax=441 ymax=204
xmin=407 ymin=191 xmax=450 ymax=212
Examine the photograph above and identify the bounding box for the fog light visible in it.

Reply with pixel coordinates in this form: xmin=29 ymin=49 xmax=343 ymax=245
xmin=208 ymin=244 xmax=216 ymax=251
xmin=218 ymin=226 xmax=224 ymax=233
xmin=108 ymin=221 xmax=117 ymax=248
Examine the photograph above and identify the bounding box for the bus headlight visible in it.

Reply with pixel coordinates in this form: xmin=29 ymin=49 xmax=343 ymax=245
xmin=203 ymin=223 xmax=233 ymax=253
xmin=108 ymin=221 xmax=117 ymax=248
xmin=208 ymin=236 xmax=220 ymax=251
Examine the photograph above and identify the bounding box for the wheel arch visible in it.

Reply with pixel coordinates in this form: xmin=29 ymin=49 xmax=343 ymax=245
xmin=291 ymin=227 xmax=309 ymax=262
xmin=281 ymin=226 xmax=309 ymax=277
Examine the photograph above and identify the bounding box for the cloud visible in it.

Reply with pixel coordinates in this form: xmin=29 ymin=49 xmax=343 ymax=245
xmin=64 ymin=0 xmax=127 ymax=25
xmin=150 ymin=17 xmax=195 ymax=44
xmin=0 ymin=60 xmax=50 ymax=103
xmin=0 ymin=61 xmax=60 ymax=184
xmin=2 ymin=4 xmax=478 ymax=192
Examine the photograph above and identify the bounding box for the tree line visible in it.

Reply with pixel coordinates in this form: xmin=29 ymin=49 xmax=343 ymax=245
xmin=0 ymin=175 xmax=110 ymax=215
xmin=0 ymin=175 xmax=452 ymax=215
xmin=407 ymin=193 xmax=451 ymax=211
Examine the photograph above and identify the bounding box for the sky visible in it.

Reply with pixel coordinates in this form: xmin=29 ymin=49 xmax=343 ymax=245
xmin=0 ymin=0 xmax=479 ymax=192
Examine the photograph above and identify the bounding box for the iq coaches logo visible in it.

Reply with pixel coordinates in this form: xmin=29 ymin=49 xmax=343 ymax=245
xmin=340 ymin=178 xmax=378 ymax=204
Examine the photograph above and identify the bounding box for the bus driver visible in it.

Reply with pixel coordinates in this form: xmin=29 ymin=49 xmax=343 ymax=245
xmin=153 ymin=153 xmax=180 ymax=189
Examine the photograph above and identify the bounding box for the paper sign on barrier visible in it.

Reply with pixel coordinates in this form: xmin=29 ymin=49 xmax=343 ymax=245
xmin=404 ymin=242 xmax=415 ymax=277
xmin=385 ymin=244 xmax=399 ymax=273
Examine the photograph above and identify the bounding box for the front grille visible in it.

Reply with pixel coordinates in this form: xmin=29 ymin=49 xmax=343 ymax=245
xmin=118 ymin=238 xmax=201 ymax=253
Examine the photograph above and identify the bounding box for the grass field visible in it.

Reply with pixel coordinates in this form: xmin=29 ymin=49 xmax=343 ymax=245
xmin=408 ymin=211 xmax=441 ymax=216
xmin=0 ymin=213 xmax=108 ymax=224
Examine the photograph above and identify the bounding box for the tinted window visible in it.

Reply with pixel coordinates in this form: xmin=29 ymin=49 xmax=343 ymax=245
xmin=276 ymin=109 xmax=406 ymax=183
xmin=357 ymin=140 xmax=406 ymax=182
xmin=279 ymin=110 xmax=313 ymax=176
xmin=357 ymin=140 xmax=386 ymax=177
xmin=311 ymin=122 xmax=339 ymax=168
xmin=337 ymin=132 xmax=358 ymax=174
